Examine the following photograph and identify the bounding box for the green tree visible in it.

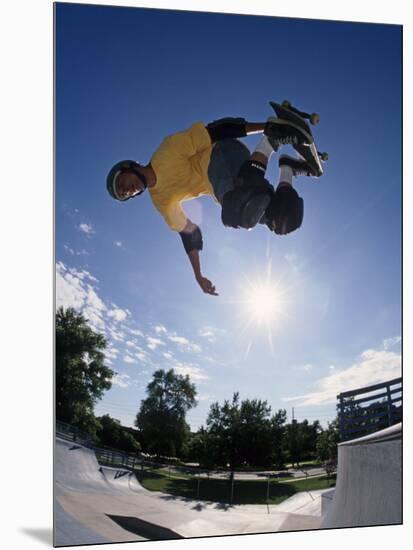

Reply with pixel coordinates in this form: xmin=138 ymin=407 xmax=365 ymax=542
xmin=284 ymin=419 xmax=323 ymax=466
xmin=185 ymin=427 xmax=218 ymax=469
xmin=205 ymin=394 xmax=287 ymax=470
xmin=206 ymin=393 xmax=243 ymax=471
xmin=56 ymin=307 xmax=114 ymax=434
xmin=96 ymin=414 xmax=141 ymax=454
xmin=284 ymin=420 xmax=302 ymax=467
xmin=270 ymin=409 xmax=288 ymax=468
xmin=135 ymin=369 xmax=197 ymax=457
xmin=316 ymin=419 xmax=339 ymax=463
xmin=300 ymin=419 xmax=323 ymax=460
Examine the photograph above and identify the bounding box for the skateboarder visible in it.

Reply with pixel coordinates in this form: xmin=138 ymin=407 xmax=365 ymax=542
xmin=106 ymin=116 xmax=317 ymax=295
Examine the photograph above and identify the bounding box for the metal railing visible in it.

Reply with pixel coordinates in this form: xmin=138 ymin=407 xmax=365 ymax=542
xmin=56 ymin=420 xmax=140 ymax=471
xmin=56 ymin=420 xmax=94 ymax=446
xmin=337 ymin=377 xmax=402 ymax=441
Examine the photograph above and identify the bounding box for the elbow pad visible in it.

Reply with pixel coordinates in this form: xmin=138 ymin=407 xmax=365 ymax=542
xmin=180 ymin=226 xmax=203 ymax=253
xmin=206 ymin=117 xmax=247 ymax=142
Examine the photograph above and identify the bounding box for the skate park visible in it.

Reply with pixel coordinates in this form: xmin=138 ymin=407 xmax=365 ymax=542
xmin=55 ymin=410 xmax=402 ymax=546
xmin=51 ymin=6 xmax=403 ymax=547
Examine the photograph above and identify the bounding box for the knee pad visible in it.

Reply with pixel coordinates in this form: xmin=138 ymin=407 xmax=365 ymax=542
xmin=221 ymin=185 xmax=273 ymax=229
xmin=263 ymin=186 xmax=304 ymax=235
xmin=236 ymin=159 xmax=268 ymax=188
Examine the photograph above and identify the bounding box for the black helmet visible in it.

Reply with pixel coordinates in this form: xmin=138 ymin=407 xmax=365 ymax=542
xmin=106 ymin=160 xmax=147 ymax=201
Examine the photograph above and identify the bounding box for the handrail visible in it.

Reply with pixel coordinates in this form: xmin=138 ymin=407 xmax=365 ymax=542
xmin=338 ymin=377 xmax=401 ymax=398
xmin=337 ymin=378 xmax=402 ymax=441
xmin=56 ymin=420 xmax=140 ymax=471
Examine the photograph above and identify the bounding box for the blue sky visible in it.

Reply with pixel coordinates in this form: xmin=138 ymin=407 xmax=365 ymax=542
xmin=55 ymin=3 xmax=402 ymax=431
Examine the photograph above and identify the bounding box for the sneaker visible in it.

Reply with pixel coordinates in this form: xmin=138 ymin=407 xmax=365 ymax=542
xmin=264 ymin=117 xmax=312 ymax=150
xmin=279 ymin=154 xmax=317 ymax=177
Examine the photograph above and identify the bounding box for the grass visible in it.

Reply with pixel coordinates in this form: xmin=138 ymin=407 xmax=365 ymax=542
xmin=136 ymin=469 xmax=336 ymax=505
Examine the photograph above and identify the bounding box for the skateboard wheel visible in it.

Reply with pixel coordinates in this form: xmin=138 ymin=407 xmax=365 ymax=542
xmin=282 ymin=100 xmax=292 ymax=108
xmin=319 ymin=152 xmax=329 ymax=161
xmin=310 ymin=113 xmax=320 ymax=125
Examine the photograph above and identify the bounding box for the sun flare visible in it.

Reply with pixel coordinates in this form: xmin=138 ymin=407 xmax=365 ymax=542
xmin=233 ymin=257 xmax=292 ymax=355
xmin=244 ymin=283 xmax=282 ymax=324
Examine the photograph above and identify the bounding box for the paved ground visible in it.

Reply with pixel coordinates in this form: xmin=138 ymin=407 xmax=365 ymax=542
xmin=54 ymin=438 xmax=330 ymax=546
xmin=55 ymin=424 xmax=401 ymax=545
xmin=157 ymin=465 xmax=327 ymax=481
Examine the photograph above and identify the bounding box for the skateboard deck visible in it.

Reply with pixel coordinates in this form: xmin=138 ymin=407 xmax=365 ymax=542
xmin=270 ymin=100 xmax=327 ymax=178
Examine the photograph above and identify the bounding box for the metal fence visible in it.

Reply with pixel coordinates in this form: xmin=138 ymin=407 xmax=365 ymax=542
xmin=337 ymin=377 xmax=402 ymax=441
xmin=56 ymin=420 xmax=139 ymax=471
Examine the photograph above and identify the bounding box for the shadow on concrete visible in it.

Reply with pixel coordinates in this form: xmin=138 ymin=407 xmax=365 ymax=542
xmin=106 ymin=514 xmax=184 ymax=540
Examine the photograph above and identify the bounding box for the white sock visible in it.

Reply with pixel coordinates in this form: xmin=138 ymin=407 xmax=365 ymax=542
xmin=278 ymin=165 xmax=293 ymax=186
xmin=253 ymin=135 xmax=274 ymax=160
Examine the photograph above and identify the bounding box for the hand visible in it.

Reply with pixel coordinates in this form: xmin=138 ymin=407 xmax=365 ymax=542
xmin=196 ymin=275 xmax=219 ymax=296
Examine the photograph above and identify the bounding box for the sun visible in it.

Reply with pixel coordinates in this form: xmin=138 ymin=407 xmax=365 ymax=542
xmin=229 ymin=256 xmax=292 ymax=355
xmin=244 ymin=282 xmax=282 ymax=324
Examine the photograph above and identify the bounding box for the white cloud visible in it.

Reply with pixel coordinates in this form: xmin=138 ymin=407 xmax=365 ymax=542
xmin=105 ymin=347 xmax=119 ymax=360
xmin=198 ymin=328 xmax=216 ymax=342
xmin=108 ymin=307 xmax=128 ymax=322
xmin=83 ymin=306 xmax=105 ymax=330
xmin=56 ymin=263 xmax=107 ymax=332
xmin=114 ymin=241 xmax=123 ymax=248
xmin=168 ymin=335 xmax=202 ymax=353
xmin=64 ymin=245 xmax=75 ymax=255
xmin=147 ymin=337 xmax=165 ymax=350
xmin=154 ymin=325 xmax=167 ymax=334
xmin=172 ymin=363 xmax=209 ymax=382
xmin=112 ymin=374 xmax=131 ymax=389
xmin=79 ymin=223 xmax=95 ymax=235
xmin=162 ymin=352 xmax=174 ymax=360
xmin=82 ymin=270 xmax=98 ymax=282
xmin=283 ymin=346 xmax=401 ymax=407
xmin=383 ymin=336 xmax=401 ymax=350
xmin=109 ymin=328 xmax=125 ymax=342
xmin=135 ymin=352 xmax=149 ymax=362
xmin=86 ymin=286 xmax=106 ymax=312
xmin=64 ymin=245 xmax=89 ymax=257
xmin=123 ymin=355 xmax=137 ymax=364
xmin=56 ymin=262 xmax=86 ymax=310
xmin=198 ymin=326 xmax=225 ymax=343
xmin=126 ymin=340 xmax=138 ymax=349
xmin=129 ymin=328 xmax=144 ymax=338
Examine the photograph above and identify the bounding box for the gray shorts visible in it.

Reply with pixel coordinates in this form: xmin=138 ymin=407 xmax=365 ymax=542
xmin=208 ymin=139 xmax=251 ymax=203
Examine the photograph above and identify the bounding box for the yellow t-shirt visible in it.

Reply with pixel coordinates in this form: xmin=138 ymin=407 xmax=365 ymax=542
xmin=149 ymin=122 xmax=215 ymax=232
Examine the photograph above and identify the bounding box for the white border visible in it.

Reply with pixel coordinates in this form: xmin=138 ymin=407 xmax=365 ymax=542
xmin=1 ymin=1 xmax=410 ymax=549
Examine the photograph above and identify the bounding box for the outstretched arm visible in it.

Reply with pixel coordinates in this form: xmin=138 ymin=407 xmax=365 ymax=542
xmin=179 ymin=220 xmax=218 ymax=296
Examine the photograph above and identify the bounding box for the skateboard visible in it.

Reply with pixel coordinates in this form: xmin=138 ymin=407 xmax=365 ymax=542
xmin=269 ymin=100 xmax=328 ymax=177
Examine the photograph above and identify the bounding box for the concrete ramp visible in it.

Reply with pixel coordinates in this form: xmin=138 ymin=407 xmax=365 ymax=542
xmin=100 ymin=465 xmax=147 ymax=494
xmin=56 ymin=438 xmax=113 ymax=494
xmin=322 ymin=423 xmax=402 ymax=529
xmin=54 ymin=436 xmax=330 ymax=546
